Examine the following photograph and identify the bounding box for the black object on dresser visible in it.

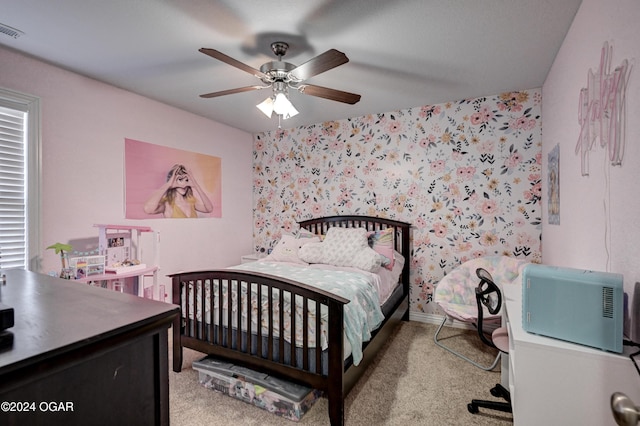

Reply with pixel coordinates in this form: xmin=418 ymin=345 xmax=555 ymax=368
xmin=0 ymin=269 xmax=178 ymax=426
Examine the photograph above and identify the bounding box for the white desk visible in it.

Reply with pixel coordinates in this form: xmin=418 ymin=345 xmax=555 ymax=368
xmin=503 ymin=283 xmax=640 ymax=425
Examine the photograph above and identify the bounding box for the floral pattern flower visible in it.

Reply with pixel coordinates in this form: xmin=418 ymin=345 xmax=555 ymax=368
xmin=253 ymin=90 xmax=542 ymax=314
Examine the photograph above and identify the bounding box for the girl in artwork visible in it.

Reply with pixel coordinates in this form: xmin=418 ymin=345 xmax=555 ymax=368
xmin=144 ymin=164 xmax=213 ymax=218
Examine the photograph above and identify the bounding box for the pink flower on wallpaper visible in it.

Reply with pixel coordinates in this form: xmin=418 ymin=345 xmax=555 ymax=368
xmin=282 ymin=220 xmax=295 ymax=232
xmin=479 ymin=199 xmax=499 ymax=216
xmin=329 ymin=140 xmax=344 ymax=150
xmin=452 ymin=207 xmax=463 ymax=218
xmin=305 ymin=134 xmax=320 ymax=146
xmin=281 ymin=171 xmax=292 ymax=181
xmin=337 ymin=187 xmax=351 ymax=203
xmin=255 ymin=217 xmax=266 ymax=229
xmin=478 ymin=140 xmax=495 ymax=154
xmin=311 ymin=203 xmax=323 ymax=216
xmin=255 ymin=139 xmax=265 ymax=151
xmin=516 ymin=232 xmax=538 ymax=247
xmin=472 ymin=250 xmax=487 ymax=258
xmin=525 ymin=181 xmax=542 ymax=200
xmin=410 ymin=255 xmax=423 ymax=270
xmin=470 ymin=105 xmax=494 ymax=125
xmin=391 ymin=194 xmax=407 ymax=213
xmin=414 ymin=216 xmax=427 ymax=228
xmin=456 ymin=166 xmax=476 ymax=181
xmin=254 ymin=177 xmax=264 ymax=187
xmin=419 ymin=105 xmax=441 ymax=118
xmin=430 ymin=160 xmax=446 ymax=174
xmin=510 ymin=116 xmax=536 ymax=130
xmin=407 ymin=183 xmax=420 ymax=197
xmin=327 ymin=168 xmax=337 ymax=179
xmin=505 ymin=151 xmax=523 ymax=168
xmin=297 ymin=177 xmax=310 ymax=186
xmin=386 ymin=120 xmax=403 ymax=134
xmin=419 ymin=135 xmax=436 ymax=149
xmin=365 ymin=179 xmax=376 ymax=190
xmin=514 ymin=217 xmax=525 ymax=227
xmin=432 ymin=222 xmax=448 ymax=238
xmin=275 ymin=152 xmax=286 ymax=163
xmin=342 ymin=166 xmax=356 ymax=178
xmin=363 ymin=158 xmax=378 ymax=175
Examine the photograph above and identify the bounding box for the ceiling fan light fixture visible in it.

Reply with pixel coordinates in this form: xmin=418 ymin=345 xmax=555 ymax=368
xmin=256 ymin=97 xmax=274 ymax=118
xmin=273 ymin=92 xmax=298 ymax=118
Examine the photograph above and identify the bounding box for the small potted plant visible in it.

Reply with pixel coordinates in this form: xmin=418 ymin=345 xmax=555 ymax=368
xmin=46 ymin=242 xmax=73 ymax=279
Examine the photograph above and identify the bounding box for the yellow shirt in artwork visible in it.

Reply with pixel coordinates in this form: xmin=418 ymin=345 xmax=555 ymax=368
xmin=170 ymin=196 xmax=197 ymax=218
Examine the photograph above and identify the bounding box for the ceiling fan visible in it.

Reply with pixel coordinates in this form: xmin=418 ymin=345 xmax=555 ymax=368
xmin=199 ymin=41 xmax=361 ymax=120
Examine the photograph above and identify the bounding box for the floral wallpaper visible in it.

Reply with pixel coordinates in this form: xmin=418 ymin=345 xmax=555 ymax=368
xmin=252 ymin=89 xmax=542 ymax=315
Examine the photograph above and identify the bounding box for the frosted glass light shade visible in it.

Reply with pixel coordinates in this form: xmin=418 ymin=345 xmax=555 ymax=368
xmin=256 ymin=97 xmax=274 ymax=117
xmin=256 ymin=92 xmax=298 ymax=119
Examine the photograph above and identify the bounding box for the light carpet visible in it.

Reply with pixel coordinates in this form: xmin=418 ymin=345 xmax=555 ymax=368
xmin=169 ymin=321 xmax=513 ymax=425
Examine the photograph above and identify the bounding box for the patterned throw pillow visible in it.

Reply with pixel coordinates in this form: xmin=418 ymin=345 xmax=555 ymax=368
xmin=264 ymin=235 xmax=320 ymax=264
xmin=298 ymin=242 xmax=324 ymax=263
xmin=368 ymin=228 xmax=395 ymax=270
xmin=320 ymin=227 xmax=381 ymax=272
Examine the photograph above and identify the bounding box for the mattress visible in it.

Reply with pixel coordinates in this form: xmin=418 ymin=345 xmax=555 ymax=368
xmin=180 ymin=255 xmax=404 ymax=366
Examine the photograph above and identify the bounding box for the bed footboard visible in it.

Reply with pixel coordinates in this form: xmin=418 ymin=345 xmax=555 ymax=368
xmin=171 ymin=269 xmax=349 ymax=398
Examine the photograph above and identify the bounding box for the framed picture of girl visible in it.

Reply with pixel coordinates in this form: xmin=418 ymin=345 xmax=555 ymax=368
xmin=125 ymin=138 xmax=222 ymax=219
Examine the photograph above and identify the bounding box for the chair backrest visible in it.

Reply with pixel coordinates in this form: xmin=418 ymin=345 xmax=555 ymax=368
xmin=475 ymin=267 xmax=502 ymax=349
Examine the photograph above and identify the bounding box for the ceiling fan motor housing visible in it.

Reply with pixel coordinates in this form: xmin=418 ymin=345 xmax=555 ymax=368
xmin=259 ymin=61 xmax=297 ymax=84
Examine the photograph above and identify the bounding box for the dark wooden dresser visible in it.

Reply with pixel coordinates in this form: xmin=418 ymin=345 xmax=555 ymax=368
xmin=0 ymin=269 xmax=179 ymax=426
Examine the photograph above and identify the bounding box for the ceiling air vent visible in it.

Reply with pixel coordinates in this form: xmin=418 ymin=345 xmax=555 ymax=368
xmin=0 ymin=23 xmax=24 ymax=39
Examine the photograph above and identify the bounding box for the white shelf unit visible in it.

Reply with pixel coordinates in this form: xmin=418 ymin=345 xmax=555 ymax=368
xmin=502 ymin=283 xmax=640 ymax=425
xmin=76 ymin=224 xmax=161 ymax=301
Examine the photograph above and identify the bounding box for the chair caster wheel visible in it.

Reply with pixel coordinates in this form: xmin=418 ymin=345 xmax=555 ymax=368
xmin=490 ymin=385 xmax=501 ymax=398
xmin=468 ymin=403 xmax=478 ymax=414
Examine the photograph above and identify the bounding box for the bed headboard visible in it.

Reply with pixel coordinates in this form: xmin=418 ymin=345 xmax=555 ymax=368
xmin=298 ymin=215 xmax=412 ymax=291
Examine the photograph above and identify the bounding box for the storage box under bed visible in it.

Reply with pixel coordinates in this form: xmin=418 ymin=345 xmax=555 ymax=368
xmin=193 ymin=356 xmax=322 ymax=421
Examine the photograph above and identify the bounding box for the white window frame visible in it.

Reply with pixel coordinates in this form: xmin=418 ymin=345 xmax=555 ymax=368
xmin=0 ymin=87 xmax=41 ymax=271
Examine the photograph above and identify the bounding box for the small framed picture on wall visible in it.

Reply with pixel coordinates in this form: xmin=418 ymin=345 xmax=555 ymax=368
xmin=548 ymin=144 xmax=560 ymax=225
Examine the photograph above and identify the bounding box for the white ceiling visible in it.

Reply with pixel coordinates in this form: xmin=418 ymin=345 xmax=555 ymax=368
xmin=0 ymin=0 xmax=582 ymax=134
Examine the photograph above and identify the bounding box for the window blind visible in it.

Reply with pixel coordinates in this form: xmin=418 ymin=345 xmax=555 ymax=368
xmin=0 ymin=105 xmax=27 ymax=269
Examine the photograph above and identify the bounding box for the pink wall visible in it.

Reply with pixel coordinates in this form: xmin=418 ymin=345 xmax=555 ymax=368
xmin=542 ymin=0 xmax=640 ymax=301
xmin=0 ymin=46 xmax=254 ymax=293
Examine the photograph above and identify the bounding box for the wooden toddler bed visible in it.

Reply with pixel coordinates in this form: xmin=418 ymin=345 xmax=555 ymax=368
xmin=171 ymin=215 xmax=411 ymax=425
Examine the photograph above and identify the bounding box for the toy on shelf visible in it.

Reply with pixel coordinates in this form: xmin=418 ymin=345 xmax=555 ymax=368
xmin=75 ymin=224 xmax=162 ymax=301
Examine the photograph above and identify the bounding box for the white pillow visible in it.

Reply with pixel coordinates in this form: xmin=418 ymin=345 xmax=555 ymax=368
xmin=264 ymin=235 xmax=320 ymax=264
xmin=298 ymin=242 xmax=324 ymax=264
xmin=319 ymin=227 xmax=382 ymax=272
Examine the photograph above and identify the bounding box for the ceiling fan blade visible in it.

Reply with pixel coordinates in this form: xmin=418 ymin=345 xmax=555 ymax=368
xmin=288 ymin=49 xmax=349 ymax=81
xmin=200 ymin=85 xmax=268 ymax=99
xmin=298 ymin=84 xmax=361 ymax=105
xmin=199 ymin=48 xmax=269 ymax=80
